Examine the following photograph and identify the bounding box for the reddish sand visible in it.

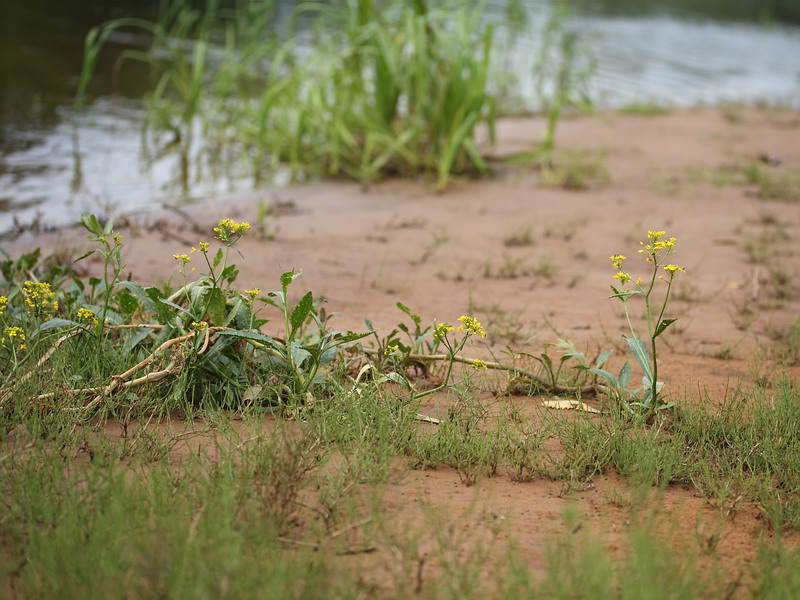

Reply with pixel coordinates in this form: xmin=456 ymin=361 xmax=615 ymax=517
xmin=5 ymin=106 xmax=800 ymax=591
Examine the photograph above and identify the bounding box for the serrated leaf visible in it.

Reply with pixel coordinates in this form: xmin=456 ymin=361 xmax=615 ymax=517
xmin=280 ymin=270 xmax=301 ymax=294
xmin=289 ymin=291 xmax=314 ymax=338
xmin=117 ymin=290 xmax=138 ymax=317
xmin=654 ymin=318 xmax=677 ymax=339
xmin=542 ymin=399 xmax=600 ymax=414
xmin=396 ymin=301 xmax=421 ymax=325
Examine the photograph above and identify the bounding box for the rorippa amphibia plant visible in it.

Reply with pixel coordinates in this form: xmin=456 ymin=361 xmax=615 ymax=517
xmin=591 ymin=230 xmax=685 ymax=415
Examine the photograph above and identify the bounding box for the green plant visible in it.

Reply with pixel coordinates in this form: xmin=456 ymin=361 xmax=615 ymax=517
xmin=593 ymin=230 xmax=685 ymax=415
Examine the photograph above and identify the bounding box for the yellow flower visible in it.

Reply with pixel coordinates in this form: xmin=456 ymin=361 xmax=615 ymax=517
xmin=457 ymin=315 xmax=486 ymax=337
xmin=471 ymin=359 xmax=488 ymax=370
xmin=245 ymin=288 xmax=260 ymax=299
xmin=198 ymin=242 xmax=210 ymax=254
xmin=23 ymin=281 xmax=56 ymax=316
xmin=0 ymin=296 xmax=7 ymax=315
xmin=663 ymin=264 xmax=685 ymax=274
xmin=173 ymin=253 xmax=191 ymax=266
xmin=213 ymin=219 xmax=251 ymax=244
xmin=433 ymin=322 xmax=454 ymax=341
xmin=613 ymin=271 xmax=631 ymax=284
xmin=191 ymin=321 xmax=208 ymax=332
xmin=383 ymin=343 xmax=400 ymax=356
xmin=5 ymin=326 xmax=24 ymax=339
xmin=113 ymin=233 xmax=123 ymax=247
xmin=609 ymin=254 xmax=626 ymax=269
xmin=77 ymin=308 xmax=99 ymax=325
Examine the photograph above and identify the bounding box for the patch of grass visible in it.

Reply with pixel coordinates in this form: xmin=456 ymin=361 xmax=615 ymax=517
xmin=539 ymin=150 xmax=610 ymax=191
xmin=503 ymin=223 xmax=536 ymax=248
xmin=618 ymin=102 xmax=670 ymax=116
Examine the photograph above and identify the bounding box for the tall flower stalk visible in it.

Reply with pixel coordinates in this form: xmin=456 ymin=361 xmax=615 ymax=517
xmin=608 ymin=230 xmax=684 ymax=412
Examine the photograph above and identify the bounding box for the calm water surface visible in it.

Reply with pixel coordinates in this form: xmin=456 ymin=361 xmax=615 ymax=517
xmin=1 ymin=0 xmax=798 ymax=234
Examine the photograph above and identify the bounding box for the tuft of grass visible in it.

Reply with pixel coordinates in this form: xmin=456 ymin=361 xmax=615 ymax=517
xmin=618 ymin=102 xmax=670 ymax=116
xmin=503 ymin=223 xmax=536 ymax=248
xmin=539 ymin=150 xmax=610 ymax=191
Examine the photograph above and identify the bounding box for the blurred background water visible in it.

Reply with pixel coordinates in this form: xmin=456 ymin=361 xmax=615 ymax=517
xmin=1 ymin=0 xmax=798 ymax=234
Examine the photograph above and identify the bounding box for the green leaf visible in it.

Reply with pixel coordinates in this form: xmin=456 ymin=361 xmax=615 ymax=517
xmin=290 ymin=341 xmax=311 ymax=369
xmin=32 ymin=318 xmax=80 ymax=336
xmin=217 ymin=329 xmax=278 ymax=346
xmin=588 ymin=367 xmax=617 ymax=387
xmin=653 ymin=318 xmax=677 ymax=339
xmin=280 ymin=270 xmax=301 ymax=295
xmin=625 ymin=337 xmax=653 ymax=382
xmin=396 ymin=301 xmax=421 ymax=325
xmin=123 ymin=327 xmax=152 ymax=353
xmin=618 ymin=360 xmax=631 ymax=389
xmin=80 ymin=213 xmax=103 ymax=236
xmin=144 ymin=287 xmax=174 ymax=324
xmin=117 ymin=290 xmax=138 ymax=317
xmin=289 ymin=291 xmax=314 ymax=338
xmin=595 ymin=349 xmax=613 ymax=368
xmin=206 ymin=288 xmax=227 ymax=326
xmin=73 ymin=249 xmax=96 ymax=263
xmin=213 ymin=248 xmax=224 ymax=268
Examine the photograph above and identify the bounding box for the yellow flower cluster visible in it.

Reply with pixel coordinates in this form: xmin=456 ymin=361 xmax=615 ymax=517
xmin=383 ymin=343 xmax=400 ymax=357
xmin=457 ymin=315 xmax=486 ymax=338
xmin=0 ymin=295 xmax=7 ymax=315
xmin=609 ymin=254 xmax=626 ymax=269
xmin=433 ymin=322 xmax=454 ymax=341
xmin=23 ymin=281 xmax=58 ymax=317
xmin=663 ymin=264 xmax=685 ymax=274
xmin=191 ymin=321 xmax=208 ymax=332
xmin=1 ymin=326 xmax=26 ymax=350
xmin=244 ymin=288 xmax=260 ymax=299
xmin=471 ymin=359 xmax=488 ymax=370
xmin=173 ymin=253 xmax=191 ymax=265
xmin=639 ymin=230 xmax=677 ymax=259
xmin=77 ymin=308 xmax=99 ymax=325
xmin=213 ymin=219 xmax=251 ymax=243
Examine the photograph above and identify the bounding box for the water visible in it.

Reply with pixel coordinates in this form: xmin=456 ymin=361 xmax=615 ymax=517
xmin=1 ymin=0 xmax=799 ymax=235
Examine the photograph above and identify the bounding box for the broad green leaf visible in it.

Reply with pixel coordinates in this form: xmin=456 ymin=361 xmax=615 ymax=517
xmin=625 ymin=337 xmax=653 ymax=382
xmin=654 ymin=318 xmax=678 ymax=339
xmin=618 ymin=360 xmax=631 ymax=389
xmin=588 ymin=367 xmax=617 ymax=387
xmin=242 ymin=385 xmax=263 ymax=403
xmin=32 ymin=318 xmax=80 ymax=336
xmin=123 ymin=327 xmax=152 ymax=353
xmin=289 ymin=291 xmax=314 ymax=338
xmin=213 ymin=248 xmax=224 ymax=268
xmin=117 ymin=290 xmax=138 ymax=317
xmin=595 ymin=349 xmax=613 ymax=368
xmin=206 ymin=288 xmax=227 ymax=326
xmin=144 ymin=287 xmax=174 ymax=324
xmin=320 ymin=346 xmax=337 ymax=365
xmin=289 ymin=342 xmax=311 ymax=368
